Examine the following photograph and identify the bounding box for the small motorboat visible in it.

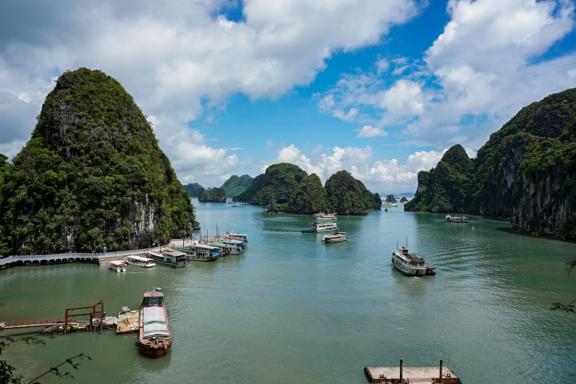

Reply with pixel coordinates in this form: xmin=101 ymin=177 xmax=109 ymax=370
xmin=323 ymin=232 xmax=348 ymax=243
xmin=109 ymin=260 xmax=127 ymax=272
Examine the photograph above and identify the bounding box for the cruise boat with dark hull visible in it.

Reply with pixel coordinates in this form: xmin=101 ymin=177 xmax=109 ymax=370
xmin=392 ymin=245 xmax=436 ymax=276
xmin=137 ymin=288 xmax=172 ymax=358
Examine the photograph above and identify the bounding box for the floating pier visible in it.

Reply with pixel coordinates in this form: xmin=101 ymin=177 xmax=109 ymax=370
xmin=365 ymin=360 xmax=461 ymax=383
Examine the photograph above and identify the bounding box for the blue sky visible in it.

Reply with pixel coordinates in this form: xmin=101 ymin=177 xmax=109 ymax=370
xmin=1 ymin=0 xmax=575 ymax=193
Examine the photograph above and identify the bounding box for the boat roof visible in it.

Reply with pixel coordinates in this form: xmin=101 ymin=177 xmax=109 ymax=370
xmin=194 ymin=244 xmax=219 ymax=250
xmin=226 ymin=232 xmax=247 ymax=237
xmin=208 ymin=242 xmax=226 ymax=247
xmin=109 ymin=260 xmax=125 ymax=266
xmin=165 ymin=250 xmax=187 ymax=257
xmin=144 ymin=291 xmax=164 ymax=298
xmin=127 ymin=255 xmax=152 ymax=262
xmin=223 ymin=239 xmax=243 ymax=244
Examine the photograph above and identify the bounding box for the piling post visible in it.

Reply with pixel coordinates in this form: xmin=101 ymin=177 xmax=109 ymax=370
xmin=439 ymin=359 xmax=443 ymax=383
xmin=400 ymin=358 xmax=403 ymax=382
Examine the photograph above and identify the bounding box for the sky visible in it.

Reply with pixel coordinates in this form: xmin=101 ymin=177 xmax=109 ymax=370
xmin=1 ymin=0 xmax=575 ymax=194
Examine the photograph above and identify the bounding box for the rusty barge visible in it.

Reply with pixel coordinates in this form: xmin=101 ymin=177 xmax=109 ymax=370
xmin=137 ymin=288 xmax=172 ymax=358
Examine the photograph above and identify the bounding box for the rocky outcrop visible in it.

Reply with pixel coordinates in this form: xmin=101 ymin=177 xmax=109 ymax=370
xmin=286 ymin=174 xmax=329 ymax=214
xmin=236 ymin=163 xmax=381 ymax=215
xmin=221 ymin=174 xmax=253 ymax=198
xmin=184 ymin=182 xmax=205 ymax=197
xmin=198 ymin=187 xmax=227 ymax=203
xmin=406 ymin=88 xmax=576 ymax=240
xmin=0 ymin=68 xmax=194 ymax=254
xmin=325 ymin=171 xmax=382 ymax=215
xmin=236 ymin=163 xmax=307 ymax=207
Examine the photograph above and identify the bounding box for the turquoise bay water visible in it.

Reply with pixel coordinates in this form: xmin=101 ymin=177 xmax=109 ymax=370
xmin=2 ymin=201 xmax=576 ymax=383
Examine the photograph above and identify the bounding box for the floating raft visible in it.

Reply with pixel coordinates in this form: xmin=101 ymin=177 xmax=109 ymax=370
xmin=365 ymin=362 xmax=461 ymax=383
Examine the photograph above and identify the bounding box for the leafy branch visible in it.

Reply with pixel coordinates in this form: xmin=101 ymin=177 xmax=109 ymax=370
xmin=550 ymin=258 xmax=576 ymax=312
xmin=0 ymin=336 xmax=91 ymax=384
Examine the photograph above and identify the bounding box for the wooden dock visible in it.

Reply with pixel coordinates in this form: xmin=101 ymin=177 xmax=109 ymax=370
xmin=365 ymin=360 xmax=461 ymax=383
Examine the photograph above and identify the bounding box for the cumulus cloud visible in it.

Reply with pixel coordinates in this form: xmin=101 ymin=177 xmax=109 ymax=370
xmin=274 ymin=144 xmax=444 ymax=193
xmin=320 ymin=0 xmax=576 ymax=150
xmin=357 ymin=125 xmax=387 ymax=138
xmin=0 ymin=0 xmax=418 ymax=184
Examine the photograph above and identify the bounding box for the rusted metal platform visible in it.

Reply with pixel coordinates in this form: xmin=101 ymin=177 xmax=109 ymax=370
xmin=365 ymin=360 xmax=461 ymax=383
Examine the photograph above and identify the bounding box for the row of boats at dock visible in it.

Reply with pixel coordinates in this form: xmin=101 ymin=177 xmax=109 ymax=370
xmin=108 ymin=232 xmax=249 ymax=272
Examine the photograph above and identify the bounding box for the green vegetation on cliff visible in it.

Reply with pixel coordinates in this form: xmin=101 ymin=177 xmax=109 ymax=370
xmin=198 ymin=187 xmax=227 ymax=203
xmin=286 ymin=174 xmax=329 ymax=214
xmin=0 ymin=68 xmax=194 ymax=255
xmin=236 ymin=163 xmax=307 ymax=207
xmin=184 ymin=182 xmax=205 ymax=197
xmin=325 ymin=171 xmax=381 ymax=215
xmin=220 ymin=174 xmax=253 ymax=198
xmin=236 ymin=163 xmax=380 ymax=214
xmin=405 ymin=145 xmax=474 ymax=212
xmin=406 ymin=88 xmax=576 ymax=240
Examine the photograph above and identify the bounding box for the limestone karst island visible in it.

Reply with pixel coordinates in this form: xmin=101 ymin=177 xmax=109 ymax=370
xmin=1 ymin=2 xmax=575 ymax=384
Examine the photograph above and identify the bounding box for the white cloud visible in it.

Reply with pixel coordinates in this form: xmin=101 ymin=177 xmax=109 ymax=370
xmin=320 ymin=0 xmax=576 ymax=151
xmin=357 ymin=125 xmax=387 ymax=138
xmin=0 ymin=0 xmax=418 ymax=183
xmin=274 ymin=144 xmax=444 ymax=193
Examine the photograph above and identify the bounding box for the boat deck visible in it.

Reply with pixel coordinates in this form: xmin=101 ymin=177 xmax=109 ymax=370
xmin=365 ymin=366 xmax=460 ymax=383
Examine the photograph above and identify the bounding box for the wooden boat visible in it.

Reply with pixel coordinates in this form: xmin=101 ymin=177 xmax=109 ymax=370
xmin=137 ymin=288 xmax=171 ymax=358
xmin=108 ymin=260 xmax=127 ymax=272
xmin=323 ymin=232 xmax=347 ymax=243
xmin=392 ymin=245 xmax=436 ymax=276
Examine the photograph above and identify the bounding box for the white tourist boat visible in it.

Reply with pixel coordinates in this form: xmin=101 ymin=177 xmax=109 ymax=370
xmin=315 ymin=222 xmax=339 ymax=232
xmin=445 ymin=215 xmax=470 ymax=223
xmin=109 ymin=260 xmax=127 ymax=272
xmin=391 ymin=245 xmax=436 ymax=276
xmin=222 ymin=239 xmax=244 ymax=255
xmin=323 ymin=232 xmax=347 ymax=243
xmin=313 ymin=212 xmax=337 ymax=223
xmin=125 ymin=255 xmax=156 ymax=268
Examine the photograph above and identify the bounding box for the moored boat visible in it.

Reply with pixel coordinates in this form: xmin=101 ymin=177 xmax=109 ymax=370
xmin=391 ymin=245 xmax=436 ymax=276
xmin=125 ymin=255 xmax=156 ymax=268
xmin=323 ymin=232 xmax=348 ymax=243
xmin=224 ymin=232 xmax=248 ymax=247
xmin=222 ymin=239 xmax=244 ymax=255
xmin=137 ymin=288 xmax=171 ymax=358
xmin=148 ymin=250 xmax=187 ymax=268
xmin=179 ymin=244 xmax=219 ymax=261
xmin=109 ymin=260 xmax=127 ymax=272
